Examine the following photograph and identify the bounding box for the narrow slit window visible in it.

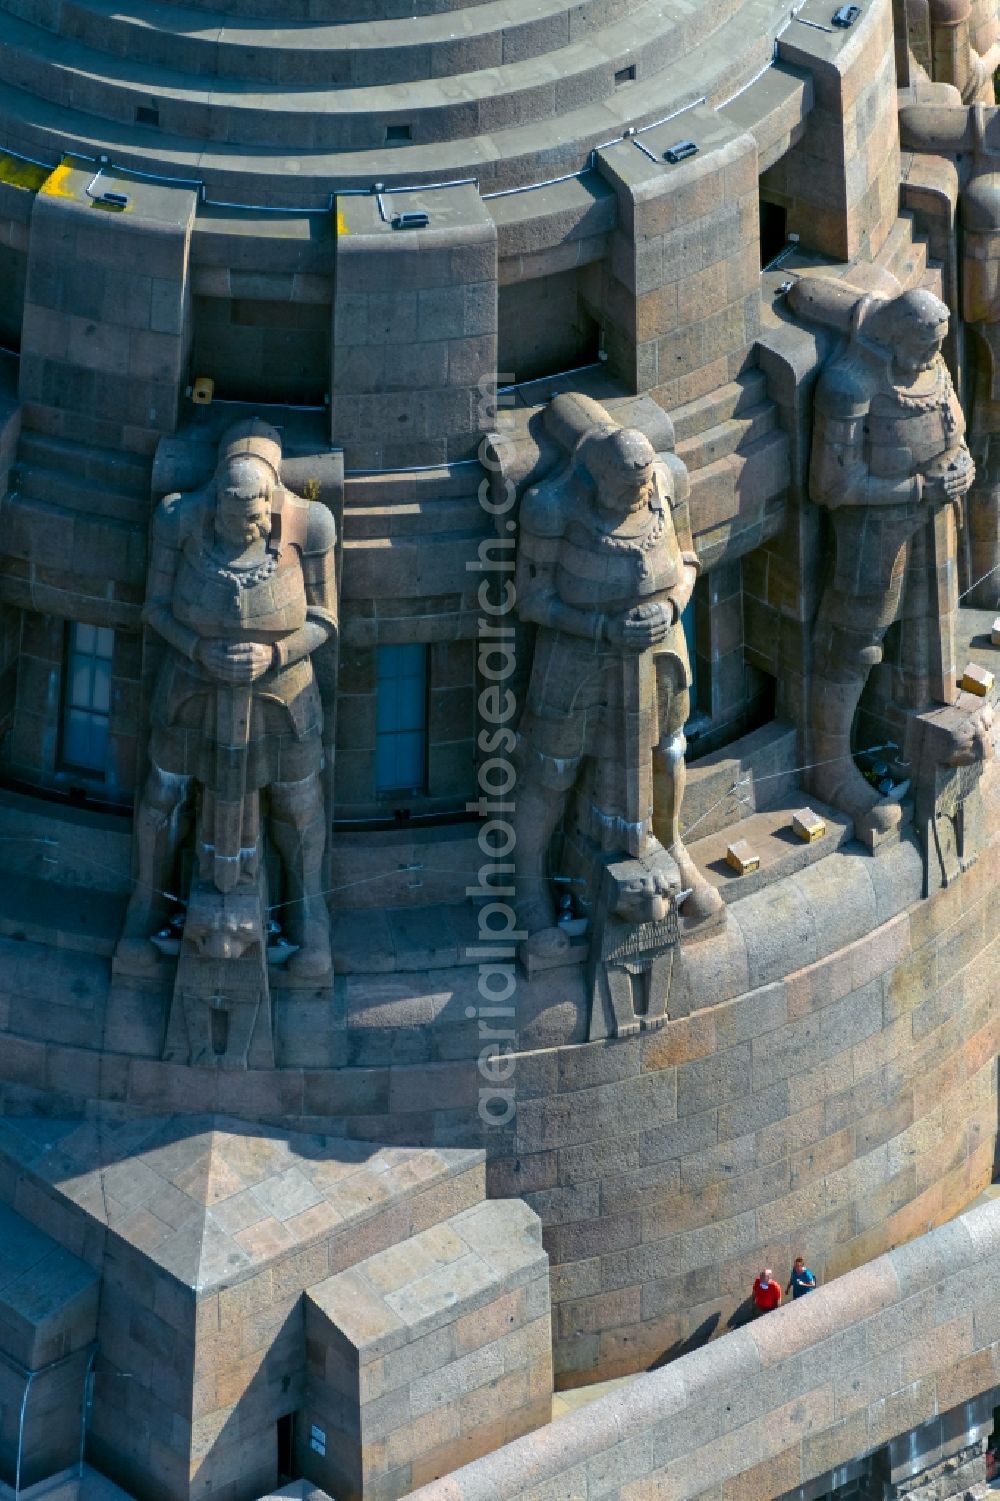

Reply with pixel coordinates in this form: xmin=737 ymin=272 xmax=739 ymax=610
xmin=376 ymin=643 xmax=428 ymax=793
xmin=62 ymin=622 xmax=113 ymax=775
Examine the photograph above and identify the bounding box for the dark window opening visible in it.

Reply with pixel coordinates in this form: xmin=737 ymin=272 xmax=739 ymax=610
xmin=385 ymin=124 xmax=412 ymax=144
xmin=276 ymin=1414 xmax=296 ymax=1484
xmin=759 ymin=196 xmax=788 ymax=269
xmin=615 ymin=65 xmax=636 ymax=85
xmin=0 ymin=245 xmax=26 ymax=353
xmin=135 ymin=105 xmax=160 ymax=127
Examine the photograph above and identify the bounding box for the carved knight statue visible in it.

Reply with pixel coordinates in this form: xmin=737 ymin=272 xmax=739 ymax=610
xmin=793 ymin=283 xmax=991 ymax=845
xmin=510 ymin=394 xmax=721 ymax=1000
xmin=898 ymin=76 xmax=1000 ymax=605
xmin=117 ymin=421 xmax=338 ymax=1038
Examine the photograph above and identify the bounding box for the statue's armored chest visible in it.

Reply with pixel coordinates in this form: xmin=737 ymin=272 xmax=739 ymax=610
xmin=557 ymin=509 xmax=680 ymax=604
xmin=867 ymin=373 xmax=962 ymax=474
xmin=174 ymin=545 xmax=308 ymax=636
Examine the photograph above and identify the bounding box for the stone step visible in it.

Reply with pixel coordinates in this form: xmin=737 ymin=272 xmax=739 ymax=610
xmin=689 ymin=791 xmax=855 ymax=904
xmin=0 ymin=867 xmax=126 ymax=953
xmin=14 ymin=460 xmax=150 ymax=525
xmin=16 ymin=428 xmax=152 ymax=496
xmin=146 ymin=0 xmax=565 ymax=21
xmin=669 ymin=370 xmax=769 ymax=443
xmin=876 ymin=211 xmax=929 ymax=289
xmin=39 ymin=0 xmax=644 ymax=88
xmin=919 ymin=262 xmax=945 ymax=298
xmin=675 ymin=400 xmax=778 ymax=473
xmin=304 ymin=1197 xmax=551 ymax=1498
xmin=0 ymin=0 xmax=740 ymax=155
xmin=2 ymin=489 xmax=146 ymax=585
xmin=0 ymin=0 xmax=795 ymax=198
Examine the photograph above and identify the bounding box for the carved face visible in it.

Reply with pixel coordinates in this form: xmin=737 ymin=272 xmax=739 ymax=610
xmin=606 ymin=460 xmax=656 ymax=515
xmin=893 ymin=321 xmax=947 ymax=375
xmin=587 ymin=428 xmax=658 ymax=516
xmin=215 ymin=457 xmax=273 ymax=548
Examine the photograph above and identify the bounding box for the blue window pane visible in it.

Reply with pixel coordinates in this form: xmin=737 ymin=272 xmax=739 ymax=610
xmin=62 ymin=623 xmax=115 ymax=777
xmin=394 ymin=731 xmax=425 ymax=789
xmin=397 ymin=674 xmax=425 ymax=732
xmin=91 ymin=659 xmax=112 ymax=714
xmin=70 ymin=661 xmax=93 ymax=709
xmin=63 ymin=709 xmax=92 ymax=767
xmin=376 ymin=643 xmax=428 ymax=793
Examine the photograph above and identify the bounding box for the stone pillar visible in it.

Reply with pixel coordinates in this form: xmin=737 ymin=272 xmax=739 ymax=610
xmin=594 ymin=108 xmax=761 ymax=406
xmin=331 ymin=183 xmax=497 ymax=470
xmin=766 ymin=0 xmax=901 ymax=262
xmin=19 ymin=161 xmax=197 ymax=455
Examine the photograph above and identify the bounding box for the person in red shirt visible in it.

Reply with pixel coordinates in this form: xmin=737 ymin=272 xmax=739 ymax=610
xmin=752 ymin=1267 xmax=782 ymax=1313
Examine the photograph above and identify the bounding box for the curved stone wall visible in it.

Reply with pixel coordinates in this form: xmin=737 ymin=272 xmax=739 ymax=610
xmin=406 ymin=1192 xmax=1000 ymax=1501
xmin=0 ymin=0 xmax=870 ymax=200
xmin=0 ymin=815 xmax=996 ymax=1389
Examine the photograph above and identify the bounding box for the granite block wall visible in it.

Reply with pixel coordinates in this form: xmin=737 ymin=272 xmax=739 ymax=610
xmin=595 ymin=110 xmax=761 ymax=408
xmin=0 ymin=820 xmax=996 ymax=1393
xmin=19 ymin=163 xmax=196 ymax=456
xmin=331 ymin=184 xmax=497 ymax=470
xmin=301 ymin=1201 xmax=551 ymax=1500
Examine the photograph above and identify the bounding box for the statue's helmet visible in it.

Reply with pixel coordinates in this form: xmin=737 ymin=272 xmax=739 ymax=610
xmin=215 ymin=418 xmax=281 ymax=501
xmin=872 ymin=287 xmax=950 ymax=347
xmin=579 ymin=425 xmax=657 ymax=494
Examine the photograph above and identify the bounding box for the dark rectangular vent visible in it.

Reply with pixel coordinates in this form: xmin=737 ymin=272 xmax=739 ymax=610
xmin=136 ymin=105 xmax=159 ymax=126
xmin=385 ymin=124 xmax=412 ymax=144
xmin=615 ymin=65 xmax=636 ymax=85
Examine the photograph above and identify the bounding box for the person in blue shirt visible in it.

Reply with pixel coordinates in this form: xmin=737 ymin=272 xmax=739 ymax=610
xmin=787 ymin=1257 xmax=817 ymax=1298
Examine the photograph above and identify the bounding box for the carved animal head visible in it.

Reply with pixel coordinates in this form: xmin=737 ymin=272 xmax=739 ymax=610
xmin=187 ymin=905 xmax=260 ymax=960
xmin=941 ymin=702 xmax=995 ymax=768
xmin=613 ymin=869 xmax=674 ymax=924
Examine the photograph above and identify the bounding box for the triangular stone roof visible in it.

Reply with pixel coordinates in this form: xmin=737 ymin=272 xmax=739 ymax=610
xmin=0 ymin=1115 xmax=481 ymax=1294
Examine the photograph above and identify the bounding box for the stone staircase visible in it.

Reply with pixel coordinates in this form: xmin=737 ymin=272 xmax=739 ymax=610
xmin=671 ymin=368 xmax=790 ymax=569
xmin=0 ymin=0 xmax=802 ymax=199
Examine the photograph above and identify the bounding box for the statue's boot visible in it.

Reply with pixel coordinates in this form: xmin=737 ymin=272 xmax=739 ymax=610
xmin=270 ymin=775 xmax=333 ymax=981
xmin=285 ymin=903 xmax=332 ymax=980
xmin=652 ymin=730 xmax=723 ymax=919
xmin=117 ymin=771 xmax=191 ymax=971
xmin=808 ymin=675 xmax=901 ymax=841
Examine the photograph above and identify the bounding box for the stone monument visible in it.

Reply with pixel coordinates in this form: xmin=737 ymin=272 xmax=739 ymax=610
xmin=789 ymin=283 xmax=978 ymax=847
xmin=116 ymin=419 xmax=338 ymax=1065
xmin=899 ymin=97 xmax=1000 ymax=605
xmin=508 ymin=394 xmax=720 ymax=1037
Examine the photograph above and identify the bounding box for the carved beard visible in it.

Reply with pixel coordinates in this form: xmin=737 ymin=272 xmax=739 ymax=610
xmin=219 ymin=513 xmax=271 ymax=548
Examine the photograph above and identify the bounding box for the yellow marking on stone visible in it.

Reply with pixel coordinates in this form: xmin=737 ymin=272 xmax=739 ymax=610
xmin=0 ymin=154 xmax=49 ymax=191
xmin=336 ymin=208 xmax=349 ymax=235
xmin=39 ymin=160 xmax=78 ymax=199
